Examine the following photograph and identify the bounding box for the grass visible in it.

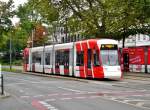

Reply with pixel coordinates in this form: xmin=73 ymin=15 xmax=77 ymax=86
xmin=2 ymin=68 xmax=22 ymax=73
xmin=0 ymin=58 xmax=22 ymax=66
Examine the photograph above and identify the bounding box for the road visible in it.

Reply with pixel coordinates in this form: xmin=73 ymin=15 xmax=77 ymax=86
xmin=1 ymin=72 xmax=150 ymax=110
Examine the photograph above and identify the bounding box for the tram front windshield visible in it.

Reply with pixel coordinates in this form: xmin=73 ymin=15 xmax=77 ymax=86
xmin=100 ymin=44 xmax=119 ymax=66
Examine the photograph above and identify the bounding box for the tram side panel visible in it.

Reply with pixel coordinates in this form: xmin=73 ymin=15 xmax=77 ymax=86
xmin=74 ymin=42 xmax=86 ymax=78
xmin=129 ymin=47 xmax=145 ymax=73
xmin=122 ymin=48 xmax=129 ymax=72
xmin=23 ymin=48 xmax=33 ymax=72
xmin=147 ymin=48 xmax=150 ymax=73
xmin=44 ymin=46 xmax=53 ymax=74
xmin=74 ymin=40 xmax=105 ymax=79
xmin=91 ymin=41 xmax=104 ymax=78
xmin=32 ymin=49 xmax=44 ymax=73
xmin=53 ymin=43 xmax=74 ymax=76
xmin=23 ymin=48 xmax=29 ymax=72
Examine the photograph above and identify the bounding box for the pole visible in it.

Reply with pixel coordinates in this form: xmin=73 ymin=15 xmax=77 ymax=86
xmin=43 ymin=43 xmax=45 ymax=74
xmin=1 ymin=74 xmax=4 ymax=95
xmin=0 ymin=64 xmax=4 ymax=95
xmin=65 ymin=18 xmax=68 ymax=43
xmin=32 ymin=29 xmax=34 ymax=48
xmin=10 ymin=35 xmax=12 ymax=70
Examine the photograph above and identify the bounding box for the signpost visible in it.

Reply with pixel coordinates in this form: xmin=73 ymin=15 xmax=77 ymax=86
xmin=0 ymin=64 xmax=4 ymax=95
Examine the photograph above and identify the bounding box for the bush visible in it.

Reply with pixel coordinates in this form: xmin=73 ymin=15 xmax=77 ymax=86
xmin=0 ymin=57 xmax=22 ymax=66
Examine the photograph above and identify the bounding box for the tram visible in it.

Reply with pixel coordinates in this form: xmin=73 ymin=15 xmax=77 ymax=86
xmin=23 ymin=39 xmax=122 ymax=79
xmin=119 ymin=34 xmax=150 ymax=73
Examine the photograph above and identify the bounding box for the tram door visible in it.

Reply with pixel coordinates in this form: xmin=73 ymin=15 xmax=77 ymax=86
xmin=87 ymin=49 xmax=92 ymax=77
xmin=123 ymin=53 xmax=129 ymax=71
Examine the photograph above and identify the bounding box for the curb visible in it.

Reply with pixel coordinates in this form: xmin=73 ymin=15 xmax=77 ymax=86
xmin=0 ymin=92 xmax=10 ymax=99
xmin=23 ymin=72 xmax=89 ymax=83
xmin=23 ymin=71 xmax=150 ymax=82
xmin=123 ymin=72 xmax=150 ymax=78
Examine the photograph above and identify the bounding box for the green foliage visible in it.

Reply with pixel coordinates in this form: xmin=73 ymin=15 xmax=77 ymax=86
xmin=1 ymin=0 xmax=149 ymax=53
xmin=56 ymin=0 xmax=150 ymax=39
xmin=0 ymin=0 xmax=14 ymax=51
xmin=2 ymin=67 xmax=22 ymax=73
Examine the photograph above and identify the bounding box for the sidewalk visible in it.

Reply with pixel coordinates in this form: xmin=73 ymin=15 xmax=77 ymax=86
xmin=0 ymin=92 xmax=10 ymax=99
xmin=123 ymin=72 xmax=150 ymax=78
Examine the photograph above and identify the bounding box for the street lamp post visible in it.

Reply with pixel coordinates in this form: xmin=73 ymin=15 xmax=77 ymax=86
xmin=9 ymin=31 xmax=12 ymax=70
xmin=0 ymin=64 xmax=4 ymax=95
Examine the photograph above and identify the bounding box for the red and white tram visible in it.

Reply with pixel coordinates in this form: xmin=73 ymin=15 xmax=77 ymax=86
xmin=23 ymin=39 xmax=122 ymax=79
xmin=119 ymin=34 xmax=150 ymax=73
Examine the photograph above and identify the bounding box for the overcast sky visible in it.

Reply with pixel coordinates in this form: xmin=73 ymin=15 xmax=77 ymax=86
xmin=0 ymin=0 xmax=27 ymax=8
xmin=0 ymin=0 xmax=28 ymax=25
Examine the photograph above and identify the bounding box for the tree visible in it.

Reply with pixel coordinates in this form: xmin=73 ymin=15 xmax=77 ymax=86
xmin=16 ymin=0 xmax=150 ymax=48
xmin=16 ymin=0 xmax=59 ymax=46
xmin=54 ymin=0 xmax=108 ymax=37
xmin=104 ymin=0 xmax=150 ymax=47
xmin=33 ymin=23 xmax=48 ymax=46
xmin=0 ymin=0 xmax=14 ymax=51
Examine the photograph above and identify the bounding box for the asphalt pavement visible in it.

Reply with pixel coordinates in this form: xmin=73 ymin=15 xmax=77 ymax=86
xmin=0 ymin=71 xmax=150 ymax=110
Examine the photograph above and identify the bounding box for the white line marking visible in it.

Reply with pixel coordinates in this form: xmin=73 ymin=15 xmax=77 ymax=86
xmin=39 ymin=101 xmax=58 ymax=110
xmin=58 ymin=87 xmax=86 ymax=93
xmin=136 ymin=102 xmax=145 ymax=107
xmin=90 ymin=81 xmax=112 ymax=86
xmin=33 ymin=95 xmax=44 ymax=97
xmin=89 ymin=96 xmax=101 ymax=99
xmin=75 ymin=92 xmax=86 ymax=95
xmin=75 ymin=97 xmax=86 ymax=99
xmin=123 ymin=99 xmax=148 ymax=103
xmin=60 ymin=98 xmax=72 ymax=100
xmin=21 ymin=96 xmax=30 ymax=98
xmin=19 ymin=90 xmax=24 ymax=93
xmin=102 ymin=96 xmax=150 ymax=110
xmin=45 ymin=99 xmax=56 ymax=102
xmin=132 ymin=95 xmax=143 ymax=97
xmin=48 ymin=93 xmax=58 ymax=96
xmin=87 ymin=92 xmax=98 ymax=94
xmin=62 ymin=93 xmax=72 ymax=96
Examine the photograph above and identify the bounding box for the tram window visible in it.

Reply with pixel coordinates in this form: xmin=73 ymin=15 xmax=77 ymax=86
xmin=45 ymin=53 xmax=50 ymax=65
xmin=88 ymin=49 xmax=92 ymax=68
xmin=76 ymin=51 xmax=84 ymax=66
xmin=64 ymin=51 xmax=69 ymax=68
xmin=55 ymin=51 xmax=60 ymax=66
xmin=60 ymin=51 xmax=64 ymax=65
xmin=55 ymin=50 xmax=69 ymax=65
xmin=36 ymin=53 xmax=42 ymax=64
xmin=32 ymin=52 xmax=36 ymax=63
xmin=32 ymin=52 xmax=41 ymax=64
xmin=94 ymin=50 xmax=100 ymax=66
